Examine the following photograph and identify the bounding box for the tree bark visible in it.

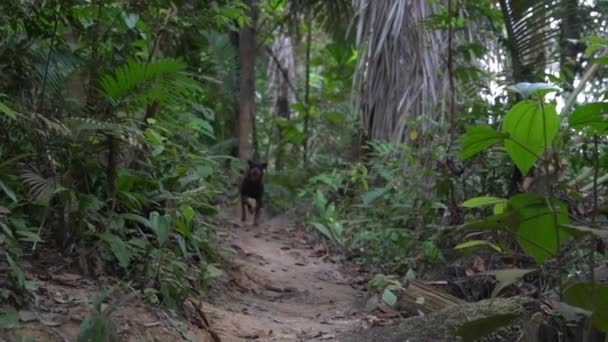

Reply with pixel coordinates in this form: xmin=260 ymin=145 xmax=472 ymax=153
xmin=237 ymin=0 xmax=258 ymax=162
xmin=303 ymin=12 xmax=312 ymax=168
xmin=559 ymin=0 xmax=582 ymax=90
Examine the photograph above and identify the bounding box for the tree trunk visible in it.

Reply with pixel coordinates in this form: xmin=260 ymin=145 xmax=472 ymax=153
xmin=559 ymin=0 xmax=582 ymax=90
xmin=237 ymin=0 xmax=257 ymax=162
xmin=303 ymin=12 xmax=312 ymax=168
xmin=274 ymin=84 xmax=290 ymax=171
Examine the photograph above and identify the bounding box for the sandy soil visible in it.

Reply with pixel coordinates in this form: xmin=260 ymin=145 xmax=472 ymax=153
xmin=203 ymin=210 xmax=367 ymax=341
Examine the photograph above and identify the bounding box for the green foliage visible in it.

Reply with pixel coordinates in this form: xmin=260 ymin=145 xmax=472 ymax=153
xmin=0 ymin=0 xmax=236 ymax=318
xmin=458 ymin=81 xmax=608 ymax=332
xmin=568 ymin=102 xmax=608 ymax=134
xmin=564 ymin=283 xmax=608 ymax=332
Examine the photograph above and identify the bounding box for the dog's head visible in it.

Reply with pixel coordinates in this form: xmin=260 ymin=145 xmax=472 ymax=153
xmin=245 ymin=160 xmax=267 ymax=182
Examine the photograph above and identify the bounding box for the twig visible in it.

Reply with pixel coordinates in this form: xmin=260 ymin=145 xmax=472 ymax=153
xmin=561 ymin=48 xmax=608 ymax=115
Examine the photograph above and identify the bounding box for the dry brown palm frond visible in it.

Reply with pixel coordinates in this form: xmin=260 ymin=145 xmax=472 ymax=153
xmin=266 ymin=34 xmax=297 ymax=116
xmin=353 ymin=0 xmax=451 ymax=144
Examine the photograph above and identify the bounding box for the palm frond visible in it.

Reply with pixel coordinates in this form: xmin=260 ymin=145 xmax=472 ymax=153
xmin=100 ymin=59 xmax=203 ymax=109
xmin=21 ymin=166 xmax=59 ymax=203
xmin=30 ymin=42 xmax=81 ymax=96
xmin=499 ymin=0 xmax=563 ymax=81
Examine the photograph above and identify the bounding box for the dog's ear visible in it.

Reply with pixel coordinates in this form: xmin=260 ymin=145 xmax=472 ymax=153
xmin=261 ymin=162 xmax=267 ymax=169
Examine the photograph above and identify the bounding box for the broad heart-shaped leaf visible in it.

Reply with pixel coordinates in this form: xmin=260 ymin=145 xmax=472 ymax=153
xmin=480 ymin=268 xmax=537 ymax=297
xmin=458 ymin=125 xmax=507 ymax=159
xmin=507 ymin=82 xmax=561 ymax=99
xmin=509 ymin=194 xmax=571 ymax=265
xmin=568 ymin=102 xmax=608 ymax=134
xmin=564 ymin=283 xmax=608 ymax=332
xmin=462 ymin=196 xmax=506 ymax=208
xmin=503 ymin=100 xmax=560 ymax=175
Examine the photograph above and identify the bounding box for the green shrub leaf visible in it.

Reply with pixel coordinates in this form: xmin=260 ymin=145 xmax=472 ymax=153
xmin=382 ymin=288 xmax=398 ymax=306
xmin=565 ymin=283 xmax=608 ymax=332
xmin=503 ymin=100 xmax=559 ymax=175
xmin=568 ymin=102 xmax=608 ymax=134
xmin=462 ymin=196 xmax=506 ymax=208
xmin=458 ymin=125 xmax=507 ymax=159
xmin=510 ymin=194 xmax=570 ymax=264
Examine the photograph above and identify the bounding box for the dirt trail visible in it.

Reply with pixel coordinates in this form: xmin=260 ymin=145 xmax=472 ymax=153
xmin=203 ymin=209 xmax=366 ymax=341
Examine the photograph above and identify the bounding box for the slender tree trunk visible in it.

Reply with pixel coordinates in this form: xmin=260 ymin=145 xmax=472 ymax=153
xmin=303 ymin=12 xmax=312 ymax=168
xmin=274 ymin=83 xmax=289 ymax=171
xmin=559 ymin=0 xmax=582 ymax=90
xmin=237 ymin=0 xmax=257 ymax=162
xmin=229 ymin=30 xmax=240 ymax=160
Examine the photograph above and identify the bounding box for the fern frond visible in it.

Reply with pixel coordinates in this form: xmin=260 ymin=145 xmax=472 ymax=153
xmin=100 ymin=59 xmax=202 ymax=109
xmin=65 ymin=117 xmax=146 ymax=148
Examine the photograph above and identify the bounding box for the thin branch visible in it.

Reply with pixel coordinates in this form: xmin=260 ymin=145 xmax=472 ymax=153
xmin=37 ymin=2 xmax=62 ymax=113
xmin=561 ymin=48 xmax=608 ymax=115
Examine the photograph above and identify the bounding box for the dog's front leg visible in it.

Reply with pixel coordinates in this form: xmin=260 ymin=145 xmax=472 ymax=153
xmin=253 ymin=197 xmax=262 ymax=226
xmin=241 ymin=196 xmax=247 ymax=222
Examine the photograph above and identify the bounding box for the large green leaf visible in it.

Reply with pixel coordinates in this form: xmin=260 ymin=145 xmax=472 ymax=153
xmin=98 ymin=233 xmax=131 ymax=268
xmin=510 ymin=194 xmax=570 ymax=265
xmin=565 ymin=283 xmax=608 ymax=332
xmin=568 ymin=102 xmax=608 ymax=134
xmin=503 ymin=100 xmax=560 ymax=175
xmin=0 ymin=307 xmax=18 ymax=329
xmin=0 ymin=180 xmax=17 ymax=203
xmin=458 ymin=125 xmax=507 ymax=159
xmin=0 ymin=100 xmax=17 ymax=119
xmin=462 ymin=196 xmax=506 ymax=208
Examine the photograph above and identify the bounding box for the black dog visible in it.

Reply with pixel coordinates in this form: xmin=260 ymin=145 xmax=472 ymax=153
xmin=240 ymin=160 xmax=267 ymax=226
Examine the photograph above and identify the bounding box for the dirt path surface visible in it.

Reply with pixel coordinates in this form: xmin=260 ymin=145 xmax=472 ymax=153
xmin=203 ymin=210 xmax=367 ymax=341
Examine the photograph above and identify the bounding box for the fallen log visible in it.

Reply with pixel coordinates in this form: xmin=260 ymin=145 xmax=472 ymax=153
xmin=341 ymin=296 xmax=536 ymax=342
xmin=397 ymin=280 xmax=465 ymax=315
